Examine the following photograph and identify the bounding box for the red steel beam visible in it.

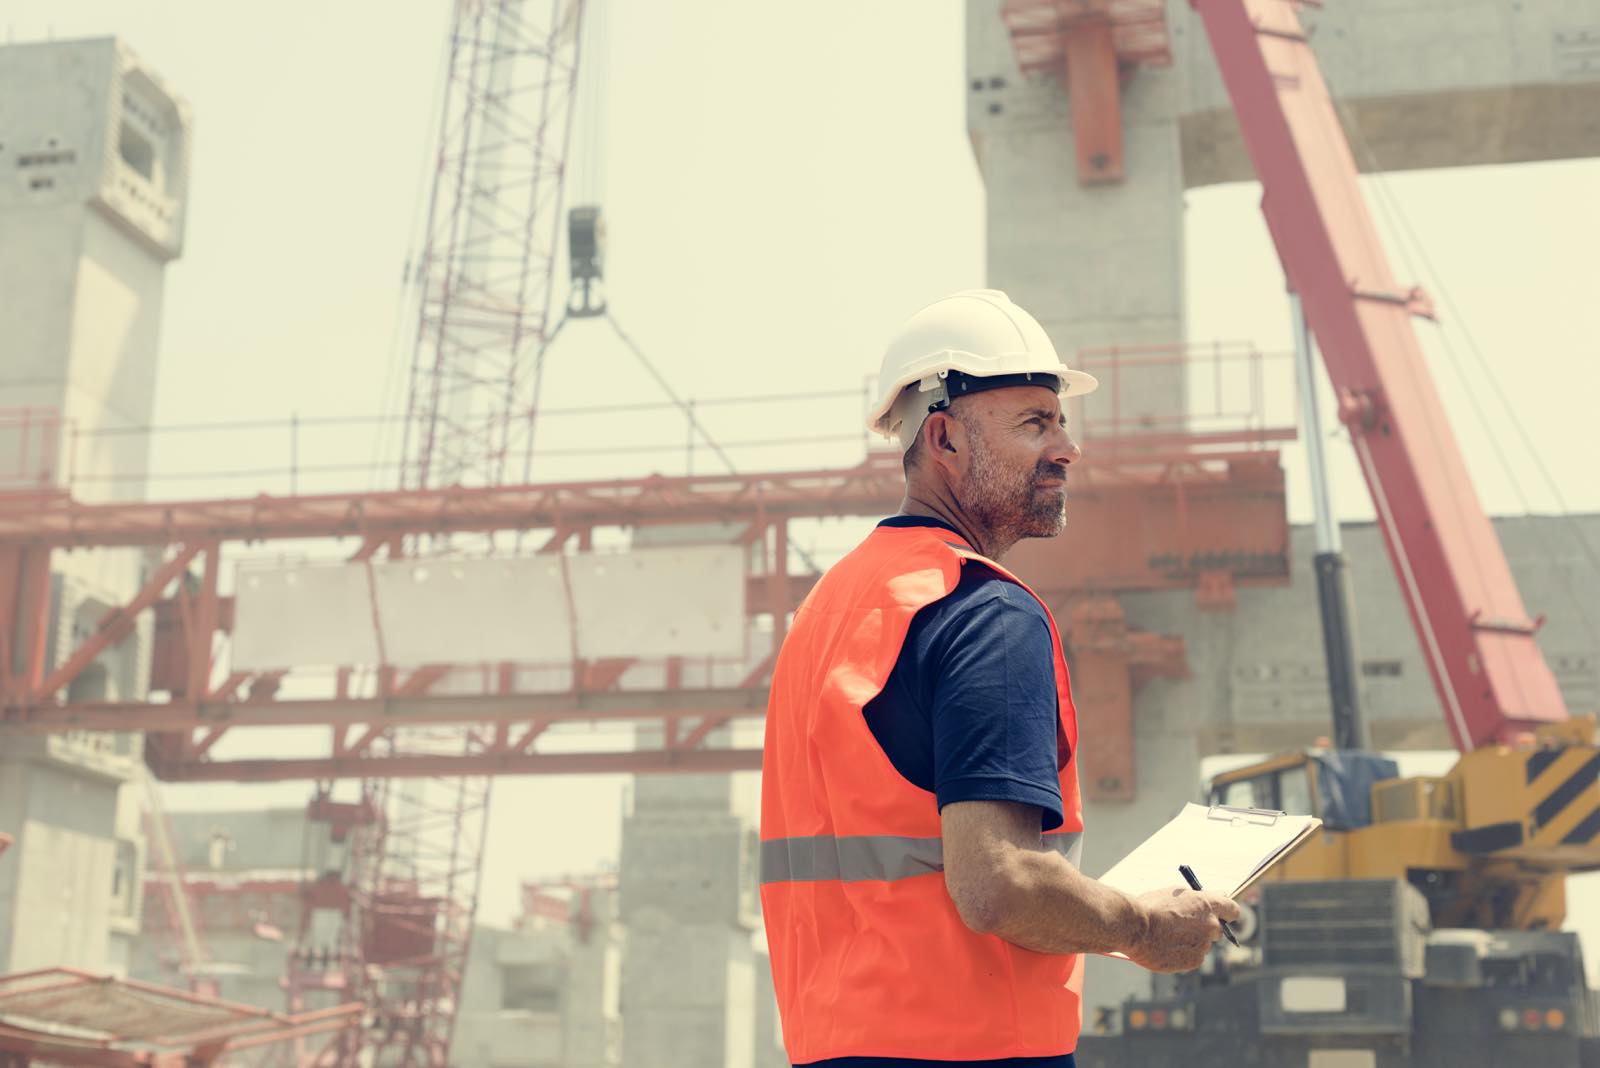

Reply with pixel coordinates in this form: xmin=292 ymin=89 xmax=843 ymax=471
xmin=0 ymin=449 xmax=1283 ymax=550
xmin=185 ymin=544 xmax=221 ymax=703
xmin=0 ymin=545 xmax=51 ymax=699
xmin=35 ymin=545 xmax=201 ymax=702
xmin=154 ymin=746 xmax=763 ymax=783
xmin=1061 ymin=15 xmax=1124 ymax=184
xmin=3 ymin=687 xmax=769 ymax=733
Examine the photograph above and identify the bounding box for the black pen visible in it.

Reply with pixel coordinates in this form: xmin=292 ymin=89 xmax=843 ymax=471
xmin=1178 ymin=864 xmax=1240 ymax=947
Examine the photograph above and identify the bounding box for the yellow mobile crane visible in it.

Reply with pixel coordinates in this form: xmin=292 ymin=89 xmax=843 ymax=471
xmin=1207 ymin=715 xmax=1599 ymax=933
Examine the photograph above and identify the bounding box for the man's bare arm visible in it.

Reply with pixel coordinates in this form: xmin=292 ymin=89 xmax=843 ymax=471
xmin=941 ymin=799 xmax=1238 ymax=972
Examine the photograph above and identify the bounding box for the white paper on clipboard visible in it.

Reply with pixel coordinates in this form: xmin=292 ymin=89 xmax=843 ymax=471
xmin=1097 ymin=802 xmax=1322 ymax=900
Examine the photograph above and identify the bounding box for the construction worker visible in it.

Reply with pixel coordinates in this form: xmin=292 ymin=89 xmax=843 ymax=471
xmin=759 ymin=290 xmax=1239 ymax=1066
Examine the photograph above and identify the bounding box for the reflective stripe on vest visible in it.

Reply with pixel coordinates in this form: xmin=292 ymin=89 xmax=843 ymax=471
xmin=760 ymin=831 xmax=1084 ymax=885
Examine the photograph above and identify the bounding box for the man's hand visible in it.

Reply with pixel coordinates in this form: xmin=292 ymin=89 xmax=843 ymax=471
xmin=940 ymin=800 xmax=1243 ymax=965
xmin=1124 ymin=886 xmax=1241 ymax=973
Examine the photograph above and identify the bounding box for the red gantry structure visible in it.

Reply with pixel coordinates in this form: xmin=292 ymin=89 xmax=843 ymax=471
xmin=0 ymin=346 xmax=1293 ymax=804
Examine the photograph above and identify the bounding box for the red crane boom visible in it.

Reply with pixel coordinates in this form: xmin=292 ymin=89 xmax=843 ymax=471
xmin=1191 ymin=0 xmax=1569 ymax=751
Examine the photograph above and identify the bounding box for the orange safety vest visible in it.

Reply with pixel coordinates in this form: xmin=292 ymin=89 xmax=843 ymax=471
xmin=760 ymin=523 xmax=1086 ymax=1063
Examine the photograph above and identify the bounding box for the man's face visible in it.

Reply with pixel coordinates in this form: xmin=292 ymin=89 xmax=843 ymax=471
xmin=952 ymin=386 xmax=1082 ymax=541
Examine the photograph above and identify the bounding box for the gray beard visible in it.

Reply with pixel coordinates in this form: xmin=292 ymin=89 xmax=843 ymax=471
xmin=958 ymin=432 xmax=1067 ymax=548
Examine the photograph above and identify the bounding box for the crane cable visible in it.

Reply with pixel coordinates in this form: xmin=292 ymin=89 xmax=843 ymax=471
xmin=573 ymin=0 xmax=610 ymax=207
xmin=371 ymin=3 xmax=459 ymax=491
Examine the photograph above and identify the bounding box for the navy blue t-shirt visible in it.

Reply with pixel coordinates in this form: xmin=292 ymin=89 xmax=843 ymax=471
xmin=799 ymin=516 xmax=1073 ymax=1068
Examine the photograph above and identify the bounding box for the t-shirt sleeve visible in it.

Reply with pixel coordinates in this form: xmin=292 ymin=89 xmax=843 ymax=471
xmin=927 ymin=579 xmax=1065 ymax=831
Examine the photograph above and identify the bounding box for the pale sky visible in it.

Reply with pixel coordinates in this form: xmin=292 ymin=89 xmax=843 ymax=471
xmin=7 ymin=0 xmax=1599 ymax=956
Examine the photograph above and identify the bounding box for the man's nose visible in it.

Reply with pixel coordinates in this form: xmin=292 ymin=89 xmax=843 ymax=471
xmin=1049 ymin=433 xmax=1083 ymax=467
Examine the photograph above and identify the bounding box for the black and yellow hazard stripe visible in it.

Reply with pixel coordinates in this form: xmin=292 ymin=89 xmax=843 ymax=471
xmin=1561 ymin=805 xmax=1600 ymax=846
xmin=1529 ymin=749 xmax=1600 ymax=846
xmin=1526 ymin=747 xmax=1563 ymax=784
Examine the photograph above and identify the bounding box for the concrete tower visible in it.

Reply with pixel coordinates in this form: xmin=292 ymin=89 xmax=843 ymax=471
xmin=618 ymin=771 xmax=763 ymax=1068
xmin=0 ymin=37 xmax=191 ymax=974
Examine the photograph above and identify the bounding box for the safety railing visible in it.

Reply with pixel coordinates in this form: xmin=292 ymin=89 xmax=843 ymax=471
xmin=1071 ymin=340 xmax=1297 ymax=460
xmin=0 ymin=407 xmax=65 ymax=489
xmin=2 ymin=343 xmax=1296 ymax=503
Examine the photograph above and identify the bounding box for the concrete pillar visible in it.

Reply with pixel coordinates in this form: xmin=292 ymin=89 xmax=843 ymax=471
xmin=0 ymin=757 xmax=125 ymax=971
xmin=0 ymin=36 xmax=190 ymax=974
xmin=966 ymin=2 xmax=1187 ymax=434
xmin=561 ymin=887 xmax=622 ymax=1068
xmin=618 ymin=770 xmax=758 ymax=1068
xmin=751 ymin=948 xmax=789 ymax=1068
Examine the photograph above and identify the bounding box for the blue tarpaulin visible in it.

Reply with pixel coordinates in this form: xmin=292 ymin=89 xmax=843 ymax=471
xmin=1312 ymin=750 xmax=1400 ymax=830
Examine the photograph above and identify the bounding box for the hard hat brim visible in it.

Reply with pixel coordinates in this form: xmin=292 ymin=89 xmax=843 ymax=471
xmin=867 ymin=365 xmax=1100 ymax=436
xmin=1059 ymin=368 xmax=1099 ymax=398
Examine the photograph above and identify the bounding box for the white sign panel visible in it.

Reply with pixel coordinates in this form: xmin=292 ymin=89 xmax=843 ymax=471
xmin=373 ymin=557 xmax=572 ymax=666
xmin=230 ymin=546 xmax=747 ymax=670
xmin=231 ymin=562 xmax=380 ymax=669
xmin=567 ymin=545 xmax=746 ymax=660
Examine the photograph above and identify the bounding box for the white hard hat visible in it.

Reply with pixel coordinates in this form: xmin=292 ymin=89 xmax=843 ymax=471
xmin=867 ymin=289 xmax=1098 ymax=452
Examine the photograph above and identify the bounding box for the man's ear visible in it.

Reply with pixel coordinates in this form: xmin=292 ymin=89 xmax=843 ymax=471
xmin=925 ymin=410 xmax=964 ymax=465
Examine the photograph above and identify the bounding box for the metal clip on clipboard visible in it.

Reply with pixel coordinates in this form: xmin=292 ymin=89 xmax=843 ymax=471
xmin=1207 ymin=804 xmax=1287 ymax=826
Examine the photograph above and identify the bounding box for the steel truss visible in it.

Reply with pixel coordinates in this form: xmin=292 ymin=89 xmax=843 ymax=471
xmin=1 ymin=445 xmax=1287 ymax=787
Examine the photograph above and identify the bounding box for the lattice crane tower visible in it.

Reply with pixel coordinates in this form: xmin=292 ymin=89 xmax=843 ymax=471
xmin=327 ymin=2 xmax=587 ymax=1065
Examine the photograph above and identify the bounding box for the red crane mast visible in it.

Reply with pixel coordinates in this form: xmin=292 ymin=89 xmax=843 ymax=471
xmin=320 ymin=0 xmax=587 ymax=1063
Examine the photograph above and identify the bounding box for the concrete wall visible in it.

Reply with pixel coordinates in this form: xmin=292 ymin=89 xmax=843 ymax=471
xmin=453 ymin=909 xmax=621 ymax=1068
xmin=0 ymin=758 xmax=125 ymax=971
xmin=454 ymin=926 xmax=567 ymax=1068
xmin=165 ymin=808 xmax=315 ymax=875
xmin=1174 ymin=0 xmax=1600 ymax=185
xmin=752 ymin=948 xmax=788 ymax=1068
xmin=126 ymin=806 xmax=302 ymax=1004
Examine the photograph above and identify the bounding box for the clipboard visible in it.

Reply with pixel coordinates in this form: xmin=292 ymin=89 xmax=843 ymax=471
xmin=1096 ymin=802 xmax=1322 ymax=901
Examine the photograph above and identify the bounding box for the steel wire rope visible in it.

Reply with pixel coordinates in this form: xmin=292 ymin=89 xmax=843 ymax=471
xmin=513 ymin=0 xmax=599 ymax=542
xmin=602 ymin=311 xmax=824 ymax=573
xmin=65 ymin=388 xmax=866 ymax=438
xmin=573 ymin=0 xmax=609 ymax=207
xmin=517 ymin=4 xmax=821 ymax=580
xmin=369 ymin=2 xmax=460 ymax=492
xmin=67 ymin=432 xmax=876 ymax=486
xmin=518 ymin=310 xmax=568 ymax=486
xmin=1323 ymin=74 xmax=1600 ymax=650
xmin=602 ymin=311 xmax=739 ymax=475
